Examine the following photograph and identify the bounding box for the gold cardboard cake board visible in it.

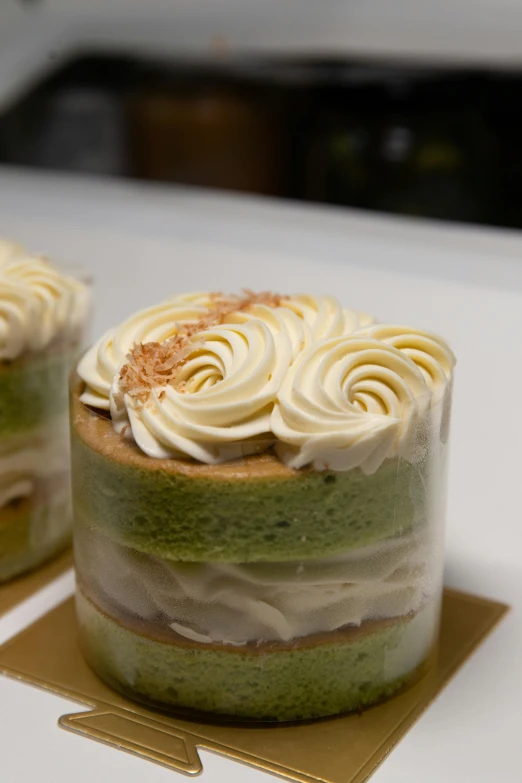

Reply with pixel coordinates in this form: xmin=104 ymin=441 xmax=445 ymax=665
xmin=0 ymin=588 xmax=508 ymax=783
xmin=0 ymin=548 xmax=72 ymax=618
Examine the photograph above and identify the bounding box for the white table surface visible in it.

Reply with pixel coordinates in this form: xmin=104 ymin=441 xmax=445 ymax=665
xmin=0 ymin=167 xmax=521 ymax=783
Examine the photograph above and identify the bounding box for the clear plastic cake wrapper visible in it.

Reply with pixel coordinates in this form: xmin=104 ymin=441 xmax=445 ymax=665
xmin=71 ymin=376 xmax=451 ymax=722
xmin=0 ymin=268 xmax=91 ymax=583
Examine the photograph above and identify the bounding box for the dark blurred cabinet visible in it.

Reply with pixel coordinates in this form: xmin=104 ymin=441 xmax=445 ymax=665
xmin=129 ymin=84 xmax=285 ymax=195
xmin=303 ymin=72 xmax=493 ymax=224
xmin=1 ymin=54 xmax=522 ymax=229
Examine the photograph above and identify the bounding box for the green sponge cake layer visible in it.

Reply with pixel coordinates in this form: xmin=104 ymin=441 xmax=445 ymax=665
xmin=0 ymin=348 xmax=75 ymax=436
xmin=77 ymin=588 xmax=437 ymax=722
xmin=71 ymin=382 xmax=425 ymax=563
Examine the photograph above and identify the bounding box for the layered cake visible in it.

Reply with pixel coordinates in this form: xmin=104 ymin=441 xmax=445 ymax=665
xmin=0 ymin=238 xmax=90 ymax=581
xmin=72 ymin=290 xmax=455 ymax=721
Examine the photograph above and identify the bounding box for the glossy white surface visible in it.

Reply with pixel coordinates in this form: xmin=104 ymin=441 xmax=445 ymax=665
xmin=0 ymin=168 xmax=520 ymax=782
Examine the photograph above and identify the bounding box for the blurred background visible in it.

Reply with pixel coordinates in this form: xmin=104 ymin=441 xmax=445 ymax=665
xmin=2 ymin=0 xmax=522 ymax=228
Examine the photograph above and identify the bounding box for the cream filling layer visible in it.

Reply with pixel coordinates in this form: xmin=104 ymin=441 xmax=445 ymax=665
xmin=0 ymin=424 xmax=71 ymax=508
xmin=76 ymin=525 xmax=440 ymax=645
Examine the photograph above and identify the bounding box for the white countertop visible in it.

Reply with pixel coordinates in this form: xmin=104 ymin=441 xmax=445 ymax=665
xmin=0 ymin=168 xmax=521 ymax=783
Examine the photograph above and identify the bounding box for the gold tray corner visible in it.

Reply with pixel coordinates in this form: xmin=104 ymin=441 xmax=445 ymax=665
xmin=0 ymin=587 xmax=509 ymax=783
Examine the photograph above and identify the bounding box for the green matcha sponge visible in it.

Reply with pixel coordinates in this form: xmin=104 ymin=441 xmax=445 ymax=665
xmin=72 ymin=430 xmax=422 ymax=563
xmin=77 ymin=590 xmax=434 ymax=722
xmin=0 ymin=350 xmax=73 ymax=436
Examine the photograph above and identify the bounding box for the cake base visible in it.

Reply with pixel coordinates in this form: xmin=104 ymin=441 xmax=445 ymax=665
xmin=77 ymin=589 xmax=438 ymax=722
xmin=0 ymin=589 xmax=508 ymax=783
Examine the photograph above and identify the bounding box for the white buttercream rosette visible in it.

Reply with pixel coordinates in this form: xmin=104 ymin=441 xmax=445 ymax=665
xmin=77 ymin=289 xmax=456 ymax=469
xmin=228 ymin=295 xmax=374 ymax=363
xmin=0 ymin=240 xmax=89 ymax=360
xmin=79 ymin=291 xmax=374 ymax=409
xmin=356 ymin=324 xmax=456 ymax=444
xmin=227 ymin=304 xmax=309 ymax=363
xmin=356 ymin=324 xmax=455 ymax=400
xmin=281 ymin=294 xmax=374 ymax=340
xmin=173 ymin=292 xmax=373 ymax=345
xmin=0 ymin=284 xmax=39 ymax=361
xmin=110 ymin=320 xmax=292 ymax=464
xmin=271 ymin=336 xmax=431 ymax=474
xmin=78 ymin=300 xmax=210 ymax=409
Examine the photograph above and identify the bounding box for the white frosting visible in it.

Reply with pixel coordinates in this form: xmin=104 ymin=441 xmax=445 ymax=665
xmin=78 ymin=291 xmax=380 ymax=463
xmin=78 ymin=299 xmax=209 ymax=410
xmin=282 ymin=294 xmax=373 ymax=340
xmin=111 ymin=320 xmax=292 ymax=464
xmin=77 ymin=291 xmax=456 ymax=469
xmin=272 ymin=336 xmax=431 ymax=474
xmin=168 ymin=292 xmax=374 ymax=345
xmin=229 ymin=299 xmax=374 ymax=362
xmin=227 ymin=304 xmax=311 ymax=363
xmin=79 ymin=292 xmax=372 ymax=410
xmin=0 ymin=240 xmax=90 ymax=361
xmin=78 ymin=526 xmax=436 ymax=644
xmin=357 ymin=324 xmax=456 ymax=401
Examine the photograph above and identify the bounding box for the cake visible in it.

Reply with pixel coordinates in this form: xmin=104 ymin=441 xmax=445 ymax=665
xmin=72 ymin=290 xmax=455 ymax=721
xmin=0 ymin=238 xmax=90 ymax=581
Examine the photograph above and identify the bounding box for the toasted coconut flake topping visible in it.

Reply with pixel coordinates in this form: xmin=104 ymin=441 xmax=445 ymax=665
xmin=119 ymin=289 xmax=285 ymax=402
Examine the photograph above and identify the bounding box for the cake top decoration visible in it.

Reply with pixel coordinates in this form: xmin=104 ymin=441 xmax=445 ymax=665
xmin=77 ymin=290 xmax=454 ymax=472
xmin=1 ymin=237 xmax=90 ymax=361
xmin=119 ymin=290 xmax=285 ymax=402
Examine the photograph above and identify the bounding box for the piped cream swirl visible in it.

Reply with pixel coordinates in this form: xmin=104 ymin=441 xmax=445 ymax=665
xmin=282 ymin=294 xmax=374 ymax=340
xmin=79 ymin=291 xmax=373 ymax=409
xmin=78 ymin=299 xmax=209 ymax=410
xmin=169 ymin=292 xmax=374 ymax=344
xmin=111 ymin=320 xmax=291 ymax=464
xmin=0 ymin=239 xmax=90 ymax=361
xmin=227 ymin=304 xmax=310 ymax=363
xmin=272 ymin=336 xmax=431 ymax=473
xmin=76 ymin=290 xmax=455 ymax=469
xmin=357 ymin=324 xmax=455 ymax=400
xmin=229 ymin=296 xmax=374 ymax=363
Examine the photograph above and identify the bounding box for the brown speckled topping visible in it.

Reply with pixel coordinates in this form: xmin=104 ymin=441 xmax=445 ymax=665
xmin=119 ymin=289 xmax=285 ymax=402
